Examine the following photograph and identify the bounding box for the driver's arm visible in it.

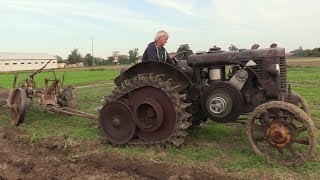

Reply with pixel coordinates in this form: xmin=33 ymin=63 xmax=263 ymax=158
xmin=165 ymin=52 xmax=175 ymax=65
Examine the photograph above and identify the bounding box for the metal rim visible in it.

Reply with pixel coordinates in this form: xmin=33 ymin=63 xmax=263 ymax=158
xmin=129 ymin=86 xmax=177 ymax=142
xmin=99 ymin=101 xmax=135 ymax=145
xmin=207 ymin=92 xmax=232 ymax=117
xmin=202 ymin=82 xmax=243 ymax=123
xmin=293 ymin=92 xmax=310 ymax=115
xmin=132 ymin=98 xmax=164 ymax=132
xmin=9 ymin=88 xmax=27 ymax=126
xmin=246 ymin=101 xmax=317 ymax=165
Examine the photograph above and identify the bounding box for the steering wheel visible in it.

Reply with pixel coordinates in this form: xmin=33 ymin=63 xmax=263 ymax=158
xmin=171 ymin=51 xmax=187 ymax=65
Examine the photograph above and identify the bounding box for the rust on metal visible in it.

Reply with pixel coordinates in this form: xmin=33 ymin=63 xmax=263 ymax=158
xmin=99 ymin=101 xmax=135 ymax=145
xmin=267 ymin=122 xmax=291 ymax=147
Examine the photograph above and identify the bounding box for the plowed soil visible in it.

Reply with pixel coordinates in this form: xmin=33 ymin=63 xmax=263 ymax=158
xmin=0 ymin=128 xmax=233 ymax=180
xmin=287 ymin=60 xmax=320 ymax=67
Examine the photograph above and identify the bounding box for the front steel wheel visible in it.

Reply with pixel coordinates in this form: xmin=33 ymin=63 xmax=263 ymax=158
xmin=246 ymin=101 xmax=317 ymax=165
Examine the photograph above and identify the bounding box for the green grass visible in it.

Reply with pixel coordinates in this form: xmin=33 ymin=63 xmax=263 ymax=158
xmin=0 ymin=66 xmax=320 ymax=179
xmin=0 ymin=67 xmax=121 ymax=89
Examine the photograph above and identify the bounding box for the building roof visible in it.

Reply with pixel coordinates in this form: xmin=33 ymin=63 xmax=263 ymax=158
xmin=0 ymin=52 xmax=56 ymax=60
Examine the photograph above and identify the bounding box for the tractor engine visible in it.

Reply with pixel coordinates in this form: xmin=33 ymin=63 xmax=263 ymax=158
xmin=183 ymin=44 xmax=286 ymax=123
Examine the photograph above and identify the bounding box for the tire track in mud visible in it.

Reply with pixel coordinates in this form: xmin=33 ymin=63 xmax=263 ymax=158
xmin=0 ymin=129 xmax=235 ymax=180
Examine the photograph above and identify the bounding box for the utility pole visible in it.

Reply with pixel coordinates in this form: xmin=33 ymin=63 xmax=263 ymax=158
xmin=90 ymin=36 xmax=94 ymax=67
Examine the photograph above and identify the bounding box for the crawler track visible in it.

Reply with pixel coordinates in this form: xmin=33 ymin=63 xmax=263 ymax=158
xmin=101 ymin=73 xmax=192 ymax=146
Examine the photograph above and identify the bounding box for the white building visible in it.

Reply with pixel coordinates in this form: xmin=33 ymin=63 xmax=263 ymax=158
xmin=0 ymin=52 xmax=58 ymax=72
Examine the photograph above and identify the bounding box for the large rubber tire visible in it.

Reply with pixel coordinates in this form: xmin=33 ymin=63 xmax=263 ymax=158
xmin=201 ymin=81 xmax=243 ymax=123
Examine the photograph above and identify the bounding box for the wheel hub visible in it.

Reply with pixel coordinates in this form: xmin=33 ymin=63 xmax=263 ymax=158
xmin=129 ymin=86 xmax=176 ymax=142
xmin=209 ymin=97 xmax=227 ymax=114
xmin=207 ymin=92 xmax=232 ymax=117
xmin=99 ymin=101 xmax=135 ymax=145
xmin=267 ymin=122 xmax=291 ymax=147
xmin=133 ymin=98 xmax=163 ymax=132
xmin=112 ymin=118 xmax=121 ymax=127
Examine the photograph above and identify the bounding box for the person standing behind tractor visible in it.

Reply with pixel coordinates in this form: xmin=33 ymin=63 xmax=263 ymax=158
xmin=142 ymin=30 xmax=174 ymax=65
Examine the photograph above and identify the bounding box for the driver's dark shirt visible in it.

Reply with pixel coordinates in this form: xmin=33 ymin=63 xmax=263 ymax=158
xmin=142 ymin=41 xmax=171 ymax=63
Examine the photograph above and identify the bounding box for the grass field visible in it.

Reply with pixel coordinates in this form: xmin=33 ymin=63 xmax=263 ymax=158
xmin=0 ymin=66 xmax=123 ymax=89
xmin=0 ymin=65 xmax=320 ymax=179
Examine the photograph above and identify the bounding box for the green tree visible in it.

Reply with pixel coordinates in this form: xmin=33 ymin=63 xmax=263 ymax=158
xmin=83 ymin=53 xmax=94 ymax=66
xmin=291 ymin=46 xmax=304 ymax=57
xmin=67 ymin=49 xmax=83 ymax=64
xmin=118 ymin=55 xmax=129 ymax=64
xmin=128 ymin=48 xmax=139 ymax=64
xmin=177 ymin=44 xmax=193 ymax=59
xmin=54 ymin=55 xmax=64 ymax=63
xmin=228 ymin=44 xmax=238 ymax=51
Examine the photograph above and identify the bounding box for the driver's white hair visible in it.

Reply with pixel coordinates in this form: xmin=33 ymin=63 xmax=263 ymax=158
xmin=155 ymin=30 xmax=169 ymax=41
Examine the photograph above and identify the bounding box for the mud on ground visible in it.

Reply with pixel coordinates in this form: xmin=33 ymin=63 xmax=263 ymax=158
xmin=0 ymin=128 xmax=234 ymax=180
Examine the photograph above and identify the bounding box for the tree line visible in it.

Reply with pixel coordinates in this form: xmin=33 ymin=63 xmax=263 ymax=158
xmin=57 ymin=44 xmax=319 ymax=67
xmin=55 ymin=44 xmax=195 ymax=67
xmin=290 ymin=46 xmax=320 ymax=57
xmin=55 ymin=48 xmax=140 ymax=66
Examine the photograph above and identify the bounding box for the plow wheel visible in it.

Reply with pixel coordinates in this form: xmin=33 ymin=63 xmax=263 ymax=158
xmin=8 ymin=88 xmax=27 ymax=126
xmin=102 ymin=73 xmax=191 ymax=146
xmin=99 ymin=101 xmax=135 ymax=145
xmin=246 ymin=101 xmax=317 ymax=165
xmin=59 ymin=86 xmax=76 ymax=109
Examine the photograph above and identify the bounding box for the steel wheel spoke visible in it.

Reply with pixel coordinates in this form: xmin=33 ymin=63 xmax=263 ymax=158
xmin=264 ymin=144 xmax=273 ymax=155
xmin=285 ymin=114 xmax=294 ymax=123
xmin=287 ymin=145 xmax=300 ymax=159
xmin=295 ymin=127 xmax=307 ymax=134
xmin=254 ymin=136 xmax=266 ymax=142
xmin=259 ymin=112 xmax=271 ymax=126
xmin=252 ymin=124 xmax=265 ymax=131
xmin=292 ymin=138 xmax=309 ymax=145
xmin=277 ymin=147 xmax=286 ymax=160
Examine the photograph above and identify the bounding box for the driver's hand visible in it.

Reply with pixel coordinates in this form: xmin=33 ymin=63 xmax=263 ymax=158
xmin=167 ymin=58 xmax=176 ymax=66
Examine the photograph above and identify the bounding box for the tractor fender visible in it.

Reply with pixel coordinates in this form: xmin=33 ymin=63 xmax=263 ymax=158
xmin=114 ymin=61 xmax=192 ymax=91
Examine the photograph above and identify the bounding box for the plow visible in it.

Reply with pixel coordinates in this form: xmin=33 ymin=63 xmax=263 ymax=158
xmin=0 ymin=43 xmax=318 ymax=165
xmin=1 ymin=60 xmax=95 ymax=126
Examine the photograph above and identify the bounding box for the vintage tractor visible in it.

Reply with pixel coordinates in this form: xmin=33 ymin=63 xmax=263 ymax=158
xmin=99 ymin=43 xmax=317 ymax=165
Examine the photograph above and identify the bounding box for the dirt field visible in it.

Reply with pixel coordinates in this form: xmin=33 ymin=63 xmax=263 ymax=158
xmin=0 ymin=128 xmax=233 ymax=180
xmin=287 ymin=59 xmax=320 ymax=67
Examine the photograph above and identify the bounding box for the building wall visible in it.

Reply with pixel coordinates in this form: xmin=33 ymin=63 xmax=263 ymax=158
xmin=0 ymin=59 xmax=58 ymax=72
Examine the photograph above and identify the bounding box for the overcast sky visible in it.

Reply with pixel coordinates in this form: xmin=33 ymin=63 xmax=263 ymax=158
xmin=0 ymin=0 xmax=319 ymax=59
